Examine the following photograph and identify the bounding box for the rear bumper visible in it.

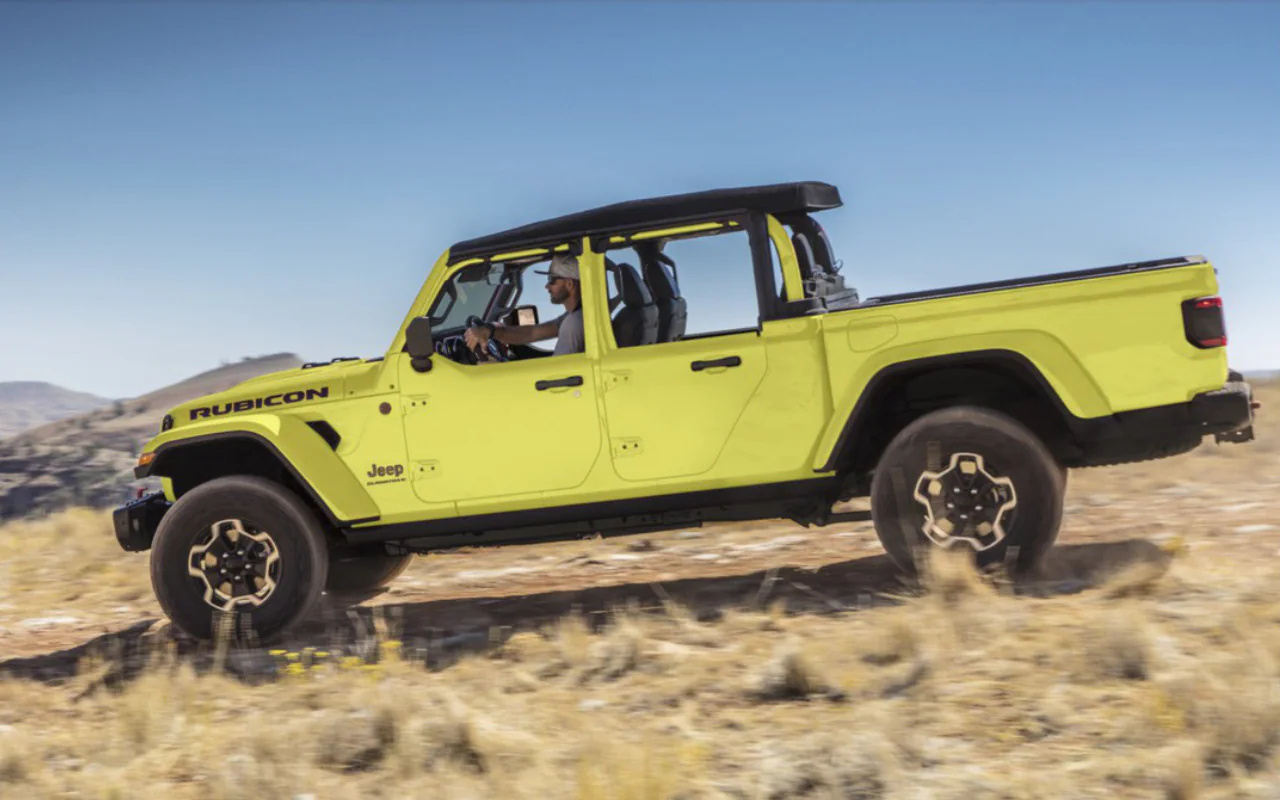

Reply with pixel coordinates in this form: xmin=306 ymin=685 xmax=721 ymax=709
xmin=1067 ymin=373 xmax=1255 ymax=466
xmin=1192 ymin=375 xmax=1255 ymax=443
xmin=112 ymin=491 xmax=171 ymax=552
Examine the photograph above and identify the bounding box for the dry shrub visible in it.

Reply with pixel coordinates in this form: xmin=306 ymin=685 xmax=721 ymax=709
xmin=0 ymin=725 xmax=29 ymax=785
xmin=1158 ymin=739 xmax=1205 ymax=800
xmin=755 ymin=730 xmax=899 ymax=799
xmin=860 ymin=609 xmax=920 ymax=667
xmin=1180 ymin=659 xmax=1280 ymax=772
xmin=575 ymin=736 xmax=694 ymax=800
xmin=1082 ymin=604 xmax=1153 ymax=681
xmin=498 ymin=631 xmax=555 ymax=664
xmin=583 ymin=614 xmax=648 ymax=682
xmin=919 ymin=547 xmax=997 ymax=606
xmin=751 ymin=639 xmax=829 ymax=700
xmin=551 ymin=611 xmax=594 ymax=670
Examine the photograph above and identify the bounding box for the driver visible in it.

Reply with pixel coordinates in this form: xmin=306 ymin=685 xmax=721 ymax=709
xmin=465 ymin=253 xmax=585 ymax=357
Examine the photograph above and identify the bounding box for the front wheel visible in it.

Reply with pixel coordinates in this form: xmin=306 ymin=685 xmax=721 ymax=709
xmin=150 ymin=476 xmax=330 ymax=641
xmin=870 ymin=406 xmax=1065 ymax=574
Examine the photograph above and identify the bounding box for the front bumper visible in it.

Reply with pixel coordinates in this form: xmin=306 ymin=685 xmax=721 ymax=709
xmin=112 ymin=491 xmax=171 ymax=552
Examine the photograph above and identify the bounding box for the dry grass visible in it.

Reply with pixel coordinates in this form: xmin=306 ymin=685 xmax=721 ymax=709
xmin=0 ymin=382 xmax=1276 ymax=798
xmin=3 ymin=538 xmax=1278 ymax=799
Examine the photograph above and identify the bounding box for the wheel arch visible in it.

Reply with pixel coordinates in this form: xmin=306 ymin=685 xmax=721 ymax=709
xmin=140 ymin=416 xmax=380 ymax=527
xmin=817 ymin=349 xmax=1114 ymax=484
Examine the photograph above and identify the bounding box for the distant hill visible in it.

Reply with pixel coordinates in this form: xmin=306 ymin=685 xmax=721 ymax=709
xmin=0 ymin=354 xmax=303 ymax=521
xmin=0 ymin=382 xmax=112 ymax=440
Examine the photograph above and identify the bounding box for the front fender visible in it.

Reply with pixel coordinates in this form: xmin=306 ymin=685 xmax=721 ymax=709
xmin=137 ymin=414 xmax=380 ymax=525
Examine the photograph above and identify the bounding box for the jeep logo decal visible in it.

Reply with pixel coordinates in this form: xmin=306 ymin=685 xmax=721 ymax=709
xmin=189 ymin=387 xmax=330 ymax=421
xmin=365 ymin=462 xmax=406 ymax=486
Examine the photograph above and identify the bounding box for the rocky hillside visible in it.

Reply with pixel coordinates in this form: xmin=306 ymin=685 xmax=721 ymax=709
xmin=0 ymin=382 xmax=112 ymax=440
xmin=0 ymin=354 xmax=302 ymax=521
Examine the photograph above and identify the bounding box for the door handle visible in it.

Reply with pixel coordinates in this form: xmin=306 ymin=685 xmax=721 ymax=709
xmin=691 ymin=356 xmax=742 ymax=372
xmin=535 ymin=375 xmax=584 ymax=391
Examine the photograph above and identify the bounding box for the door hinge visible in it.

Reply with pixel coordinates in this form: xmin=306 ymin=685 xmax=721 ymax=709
xmin=611 ymin=437 xmax=643 ymax=458
xmin=603 ymin=371 xmax=632 ymax=392
xmin=413 ymin=460 xmax=441 ymax=480
xmin=404 ymin=395 xmax=430 ymax=415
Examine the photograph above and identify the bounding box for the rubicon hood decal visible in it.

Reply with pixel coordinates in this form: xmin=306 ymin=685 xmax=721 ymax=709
xmin=189 ymin=386 xmax=331 ymax=420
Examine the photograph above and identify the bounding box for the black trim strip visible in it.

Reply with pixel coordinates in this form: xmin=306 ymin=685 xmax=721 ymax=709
xmin=861 ymin=256 xmax=1204 ymax=308
xmin=343 ymin=477 xmax=838 ymax=546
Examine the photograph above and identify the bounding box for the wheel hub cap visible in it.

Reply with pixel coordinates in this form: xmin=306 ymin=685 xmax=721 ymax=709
xmin=912 ymin=452 xmax=1017 ymax=551
xmin=187 ymin=519 xmax=281 ymax=610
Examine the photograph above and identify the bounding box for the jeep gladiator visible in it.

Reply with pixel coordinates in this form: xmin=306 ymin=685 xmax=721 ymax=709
xmin=115 ymin=182 xmax=1256 ymax=640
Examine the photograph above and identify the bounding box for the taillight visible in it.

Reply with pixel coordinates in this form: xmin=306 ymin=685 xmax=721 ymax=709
xmin=1181 ymin=296 xmax=1227 ymax=348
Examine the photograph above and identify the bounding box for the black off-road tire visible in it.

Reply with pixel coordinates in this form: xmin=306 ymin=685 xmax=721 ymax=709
xmin=870 ymin=406 xmax=1065 ymax=575
xmin=150 ymin=476 xmax=329 ymax=642
xmin=326 ymin=547 xmax=414 ymax=595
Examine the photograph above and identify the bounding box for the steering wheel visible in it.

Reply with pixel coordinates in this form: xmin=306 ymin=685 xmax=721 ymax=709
xmin=465 ymin=315 xmax=508 ymax=363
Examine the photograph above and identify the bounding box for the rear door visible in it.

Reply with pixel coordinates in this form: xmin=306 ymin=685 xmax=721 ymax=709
xmin=595 ymin=220 xmax=769 ymax=483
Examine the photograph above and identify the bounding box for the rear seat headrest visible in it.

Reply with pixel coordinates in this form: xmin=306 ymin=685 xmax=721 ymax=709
xmin=615 ymin=262 xmax=653 ymax=307
xmin=643 ymin=260 xmax=679 ymax=302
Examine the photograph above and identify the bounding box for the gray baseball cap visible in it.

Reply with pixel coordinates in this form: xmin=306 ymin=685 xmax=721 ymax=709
xmin=534 ymin=253 xmax=580 ymax=281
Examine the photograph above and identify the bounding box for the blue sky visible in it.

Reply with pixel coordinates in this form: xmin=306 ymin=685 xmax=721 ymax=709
xmin=1 ymin=2 xmax=1277 ymax=399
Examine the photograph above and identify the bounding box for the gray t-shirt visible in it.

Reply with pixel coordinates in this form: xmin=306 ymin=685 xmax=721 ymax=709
xmin=551 ymin=308 xmax=584 ymax=356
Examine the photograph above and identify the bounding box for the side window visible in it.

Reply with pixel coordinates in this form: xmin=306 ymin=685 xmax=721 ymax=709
xmin=513 ymin=262 xmax=565 ymax=352
xmin=659 ymin=229 xmax=759 ymax=338
xmin=607 ymin=227 xmax=760 ymax=347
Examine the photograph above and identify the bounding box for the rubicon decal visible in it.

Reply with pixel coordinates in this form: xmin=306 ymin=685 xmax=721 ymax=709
xmin=189 ymin=387 xmax=330 ymax=420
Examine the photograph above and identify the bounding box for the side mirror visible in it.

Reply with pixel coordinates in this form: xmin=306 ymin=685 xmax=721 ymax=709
xmin=405 ymin=316 xmax=434 ymax=373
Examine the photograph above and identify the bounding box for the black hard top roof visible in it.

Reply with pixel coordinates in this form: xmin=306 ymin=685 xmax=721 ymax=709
xmin=450 ymin=181 xmax=842 ymax=259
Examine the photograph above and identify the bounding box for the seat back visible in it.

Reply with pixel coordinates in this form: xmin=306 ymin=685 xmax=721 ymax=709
xmin=611 ymin=262 xmax=659 ymax=347
xmin=642 ymin=255 xmax=687 ymax=342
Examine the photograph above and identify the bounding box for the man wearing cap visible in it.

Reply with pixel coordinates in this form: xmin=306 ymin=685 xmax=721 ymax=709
xmin=464 ymin=253 xmax=586 ymax=358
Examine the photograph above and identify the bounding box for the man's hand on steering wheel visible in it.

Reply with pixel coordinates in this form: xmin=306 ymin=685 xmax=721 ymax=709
xmin=463 ymin=315 xmax=507 ymax=363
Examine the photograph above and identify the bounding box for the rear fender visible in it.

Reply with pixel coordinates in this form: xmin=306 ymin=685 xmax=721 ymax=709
xmin=813 ymin=336 xmax=1110 ymax=473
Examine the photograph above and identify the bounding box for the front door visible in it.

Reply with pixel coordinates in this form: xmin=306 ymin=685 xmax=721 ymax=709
xmin=399 ymin=352 xmax=600 ymax=505
xmin=397 ymin=252 xmax=602 ymax=510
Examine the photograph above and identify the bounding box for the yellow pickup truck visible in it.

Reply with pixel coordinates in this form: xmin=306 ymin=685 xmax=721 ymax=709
xmin=115 ymin=182 xmax=1256 ymax=641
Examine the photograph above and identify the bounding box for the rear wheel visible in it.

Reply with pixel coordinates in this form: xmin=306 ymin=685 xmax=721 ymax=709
xmin=870 ymin=406 xmax=1064 ymax=574
xmin=150 ymin=476 xmax=329 ymax=642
